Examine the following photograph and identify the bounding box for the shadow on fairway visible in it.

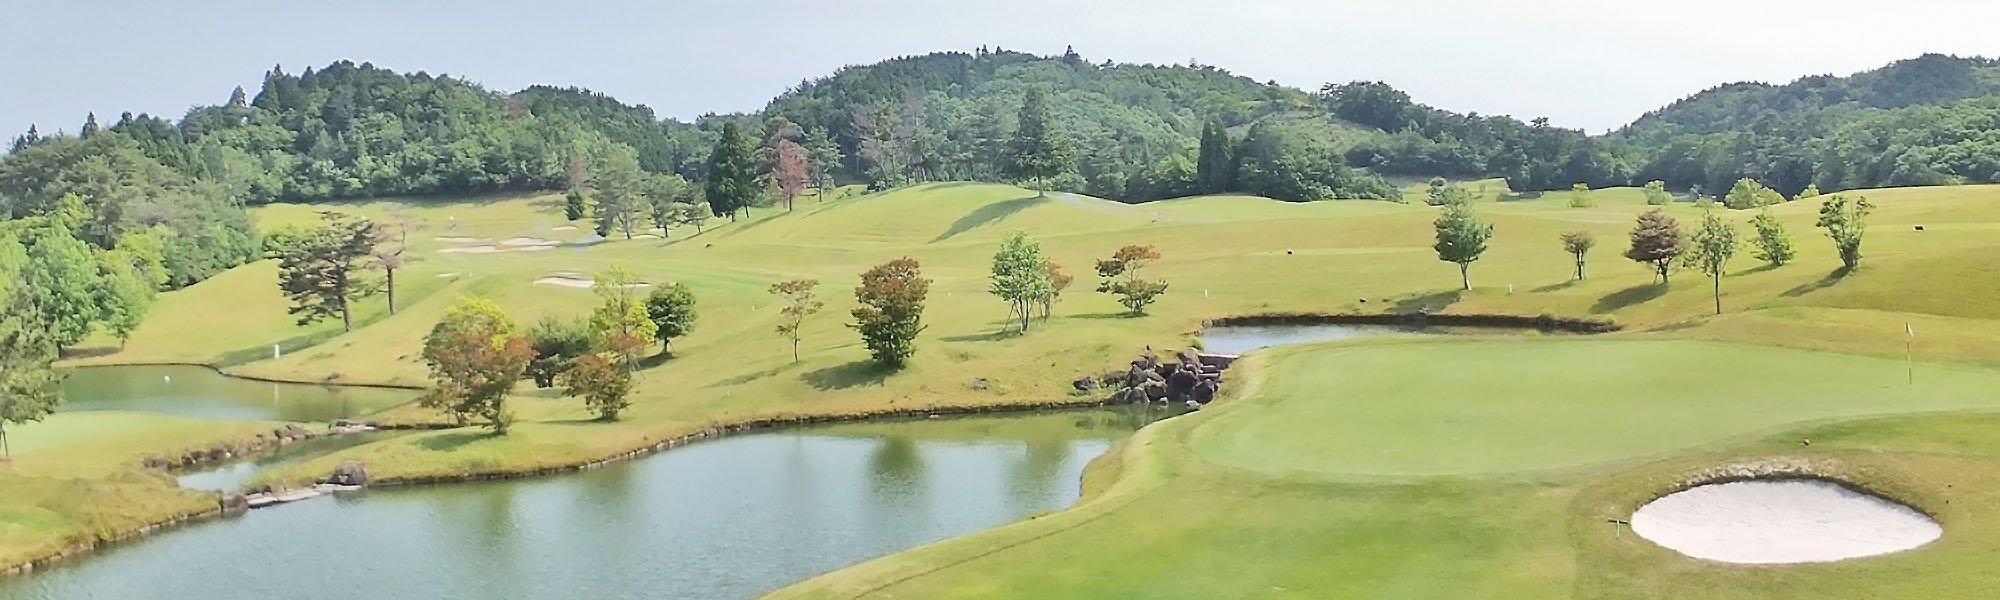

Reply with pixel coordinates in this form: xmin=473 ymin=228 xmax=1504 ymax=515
xmin=802 ymin=360 xmax=896 ymax=390
xmin=419 ymin=431 xmax=492 ymax=451
xmin=932 ymin=195 xmax=1045 ymax=242
xmin=1394 ymin=290 xmax=1462 ymax=313
xmin=942 ymin=330 xmax=1017 ymax=343
xmin=1531 ymin=280 xmax=1581 ymax=293
xmin=1781 ymin=266 xmax=1854 ymax=297
xmin=1592 ymin=284 xmax=1668 ymax=313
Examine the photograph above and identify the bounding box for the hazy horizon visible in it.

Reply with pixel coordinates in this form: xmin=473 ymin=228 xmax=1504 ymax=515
xmin=7 ymin=0 xmax=2000 ymax=137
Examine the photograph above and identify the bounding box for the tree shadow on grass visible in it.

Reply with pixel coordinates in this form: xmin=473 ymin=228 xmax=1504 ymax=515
xmin=1591 ymin=284 xmax=1667 ymax=314
xmin=1393 ymin=290 xmax=1462 ymax=313
xmin=801 ymin=360 xmax=897 ymax=390
xmin=418 ymin=431 xmax=491 ymax=452
xmin=1073 ymin=311 xmax=1138 ymax=320
xmin=58 ymin=345 xmax=120 ymax=360
xmin=931 ymin=196 xmax=1046 ymax=242
xmin=1781 ymin=266 xmax=1853 ymax=297
xmin=942 ymin=330 xmax=1017 ymax=343
xmin=1530 ymin=280 xmax=1581 ymax=293
xmin=708 ymin=363 xmax=799 ymax=388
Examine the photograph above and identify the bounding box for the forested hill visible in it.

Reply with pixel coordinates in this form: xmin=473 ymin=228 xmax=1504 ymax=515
xmin=1613 ymin=54 xmax=2000 ymax=196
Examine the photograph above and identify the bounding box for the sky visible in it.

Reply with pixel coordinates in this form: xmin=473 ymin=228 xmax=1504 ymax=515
xmin=7 ymin=0 xmax=2000 ymax=136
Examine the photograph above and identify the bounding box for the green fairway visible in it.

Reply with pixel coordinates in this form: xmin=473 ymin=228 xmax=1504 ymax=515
xmin=769 ymin=341 xmax=2000 ymax=599
xmin=21 ymin=180 xmax=2000 ymax=593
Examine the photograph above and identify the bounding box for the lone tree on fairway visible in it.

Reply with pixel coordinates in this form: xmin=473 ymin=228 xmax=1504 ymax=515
xmin=852 ymin=257 xmax=930 ymax=367
xmin=989 ymin=231 xmax=1052 ymax=333
xmin=590 ymin=266 xmax=656 ymax=369
xmin=1004 ymin=88 xmax=1076 ymax=197
xmin=769 ymin=278 xmax=823 ymax=363
xmin=1433 ymin=203 xmax=1493 ymax=290
xmin=420 ymin=296 xmax=533 ymax=433
xmin=562 ymin=354 xmax=633 ymax=421
xmin=1095 ymin=245 xmax=1168 ymax=315
xmin=372 ymin=206 xmax=418 ymax=315
xmin=706 ymin=121 xmax=760 ymax=221
xmin=1625 ymin=209 xmax=1688 ymax=284
xmin=274 ymin=211 xmax=381 ymax=332
xmin=1749 ymin=207 xmax=1796 ymax=267
xmin=1816 ymin=195 xmax=1875 ymax=269
xmin=1686 ymin=210 xmax=1740 ymax=314
xmin=1642 ymin=180 xmax=1672 ymax=205
xmin=525 ymin=315 xmax=593 ymax=388
xmin=644 ymin=282 xmax=698 ymax=355
xmin=772 ymin=138 xmax=810 ymax=212
xmin=678 ymin=201 xmax=712 ymax=233
xmin=1568 ymin=183 xmax=1595 ymax=208
xmin=1039 ymin=260 xmax=1073 ymax=319
xmin=1560 ymin=230 xmax=1595 ymax=280
xmin=1798 ymin=184 xmax=1822 ymax=199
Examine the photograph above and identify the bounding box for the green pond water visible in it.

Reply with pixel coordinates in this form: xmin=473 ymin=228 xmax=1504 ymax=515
xmin=56 ymin=365 xmax=414 ymax=422
xmin=3 ymin=367 xmax=1170 ymax=600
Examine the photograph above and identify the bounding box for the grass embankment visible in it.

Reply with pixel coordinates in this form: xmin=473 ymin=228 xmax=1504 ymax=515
xmin=22 ymin=180 xmax=2000 ymax=584
xmin=772 ymin=340 xmax=2000 ymax=598
xmin=0 ymin=413 xmax=285 ymax=572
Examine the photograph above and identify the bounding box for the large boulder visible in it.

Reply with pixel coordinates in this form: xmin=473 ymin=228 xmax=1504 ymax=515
xmin=1167 ymin=369 xmax=1199 ymax=400
xmin=1142 ymin=381 xmax=1168 ymax=401
xmin=1197 ymin=353 xmax=1239 ymax=369
xmin=1193 ymin=380 xmax=1220 ymax=404
xmin=219 ymin=493 xmax=250 ymax=512
xmin=326 ymin=461 xmax=370 ymax=486
xmin=1071 ymin=376 xmax=1098 ymax=393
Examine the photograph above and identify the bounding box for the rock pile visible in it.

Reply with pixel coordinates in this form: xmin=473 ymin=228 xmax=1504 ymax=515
xmin=138 ymin=421 xmax=379 ymax=472
xmin=1083 ymin=348 xmax=1240 ymax=409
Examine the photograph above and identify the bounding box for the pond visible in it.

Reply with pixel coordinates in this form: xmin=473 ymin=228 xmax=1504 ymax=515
xmin=0 ymin=405 xmax=1170 ymax=599
xmin=57 ymin=365 xmax=414 ymax=422
xmin=1200 ymin=323 xmax=1432 ymax=354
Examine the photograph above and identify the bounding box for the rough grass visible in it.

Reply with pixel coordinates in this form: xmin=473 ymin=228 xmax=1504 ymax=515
xmin=23 ymin=180 xmax=2000 ymax=588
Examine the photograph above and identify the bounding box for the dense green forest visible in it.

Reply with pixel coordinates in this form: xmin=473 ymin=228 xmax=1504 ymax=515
xmin=1614 ymin=54 xmax=2000 ymax=196
xmin=8 ymin=49 xmax=2000 ymax=312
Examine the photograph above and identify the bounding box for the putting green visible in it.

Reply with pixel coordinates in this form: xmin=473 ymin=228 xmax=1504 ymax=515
xmin=1190 ymin=339 xmax=2000 ymax=477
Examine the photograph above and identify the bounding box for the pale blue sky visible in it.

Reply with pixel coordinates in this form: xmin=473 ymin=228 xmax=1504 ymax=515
xmin=6 ymin=0 xmax=2000 ymax=136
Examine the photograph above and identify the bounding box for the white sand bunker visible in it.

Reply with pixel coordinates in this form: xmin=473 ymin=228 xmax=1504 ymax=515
xmin=533 ymin=273 xmax=652 ymax=289
xmin=552 ymin=225 xmax=578 ymax=231
xmin=434 ymin=236 xmax=488 ymax=243
xmin=438 ymin=245 xmax=557 ymax=254
xmin=501 ymin=237 xmax=561 ymax=247
xmin=1631 ymin=479 xmax=1940 ymax=564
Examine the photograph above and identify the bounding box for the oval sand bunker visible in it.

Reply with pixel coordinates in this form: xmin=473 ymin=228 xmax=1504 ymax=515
xmin=1631 ymin=479 xmax=1940 ymax=564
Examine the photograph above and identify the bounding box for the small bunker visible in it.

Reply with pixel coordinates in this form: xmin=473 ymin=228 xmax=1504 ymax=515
xmin=1630 ymin=478 xmax=1940 ymax=564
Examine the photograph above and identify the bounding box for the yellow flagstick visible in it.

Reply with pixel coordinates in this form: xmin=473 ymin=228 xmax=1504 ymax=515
xmin=1905 ymin=322 xmax=1915 ymax=385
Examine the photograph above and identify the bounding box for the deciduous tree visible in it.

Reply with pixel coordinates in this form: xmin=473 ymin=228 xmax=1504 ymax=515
xmin=589 ymin=266 xmax=656 ymax=368
xmin=562 ymin=354 xmax=633 ymax=421
xmin=420 ymin=296 xmax=532 ymax=433
xmin=773 ymin=139 xmax=809 ymax=212
xmin=1686 ymin=210 xmax=1739 ymax=314
xmin=1626 ymin=209 xmax=1687 ymax=284
xmin=1039 ymin=261 xmax=1073 ymax=319
xmin=1095 ymin=245 xmax=1168 ymax=315
xmin=1568 ymin=183 xmax=1596 ymax=208
xmin=769 ymin=278 xmax=822 ymax=363
xmin=644 ymin=282 xmax=698 ymax=355
xmin=1816 ymin=195 xmax=1874 ymax=269
xmin=851 ymin=257 xmax=929 ymax=367
xmin=989 ymin=231 xmax=1052 ymax=333
xmin=1642 ymin=180 xmax=1672 ymax=205
xmin=594 ymin=147 xmax=646 ymax=239
xmin=1560 ymin=230 xmax=1595 ymax=280
xmin=525 ymin=315 xmax=593 ymax=388
xmin=372 ymin=206 xmax=418 ymax=315
xmin=1433 ymin=203 xmax=1493 ymax=290
xmin=1750 ymin=208 xmax=1795 ymax=267
xmin=0 ymin=237 xmax=63 ymax=460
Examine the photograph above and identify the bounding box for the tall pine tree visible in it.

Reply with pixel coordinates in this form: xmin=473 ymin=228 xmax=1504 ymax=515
xmin=1004 ymin=89 xmax=1075 ymax=197
xmin=705 ymin=122 xmax=760 ymax=221
xmin=1196 ymin=119 xmax=1231 ymax=194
